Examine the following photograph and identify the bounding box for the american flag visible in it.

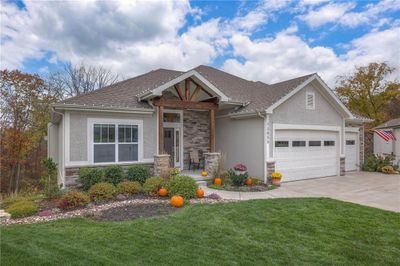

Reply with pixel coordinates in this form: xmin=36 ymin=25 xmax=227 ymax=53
xmin=374 ymin=129 xmax=396 ymax=141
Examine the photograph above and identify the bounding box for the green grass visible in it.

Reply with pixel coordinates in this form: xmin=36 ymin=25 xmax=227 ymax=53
xmin=1 ymin=198 xmax=399 ymax=266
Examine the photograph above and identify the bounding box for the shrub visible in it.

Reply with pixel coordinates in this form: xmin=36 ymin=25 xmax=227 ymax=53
xmin=40 ymin=158 xmax=59 ymax=198
xmin=126 ymin=165 xmax=151 ymax=184
xmin=250 ymin=177 xmax=263 ymax=185
xmin=6 ymin=201 xmax=39 ymax=218
xmin=104 ymin=165 xmax=124 ymax=185
xmin=361 ymin=154 xmax=395 ymax=172
xmin=79 ymin=168 xmax=105 ymax=191
xmin=117 ymin=181 xmax=142 ymax=195
xmin=143 ymin=176 xmax=165 ymax=196
xmin=59 ymin=191 xmax=90 ymax=210
xmin=165 ymin=175 xmax=198 ymax=199
xmin=89 ymin=182 xmax=116 ymax=202
xmin=381 ymin=166 xmax=398 ymax=174
xmin=228 ymin=169 xmax=248 ymax=186
xmin=53 ymin=188 xmax=71 ymax=198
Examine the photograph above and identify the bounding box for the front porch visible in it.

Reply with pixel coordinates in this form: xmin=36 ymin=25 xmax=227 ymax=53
xmin=150 ymin=75 xmax=222 ymax=176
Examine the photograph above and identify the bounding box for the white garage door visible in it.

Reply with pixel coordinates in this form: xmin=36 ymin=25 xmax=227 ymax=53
xmin=275 ymin=130 xmax=338 ymax=182
xmin=345 ymin=131 xmax=358 ymax=171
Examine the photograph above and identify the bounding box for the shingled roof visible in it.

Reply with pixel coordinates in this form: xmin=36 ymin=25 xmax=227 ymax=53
xmin=58 ymin=65 xmax=316 ymax=113
xmin=376 ymin=118 xmax=400 ymax=129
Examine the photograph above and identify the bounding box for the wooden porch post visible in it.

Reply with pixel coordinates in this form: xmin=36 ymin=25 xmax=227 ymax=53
xmin=209 ymin=109 xmax=215 ymax=152
xmin=158 ymin=105 xmax=164 ymax=154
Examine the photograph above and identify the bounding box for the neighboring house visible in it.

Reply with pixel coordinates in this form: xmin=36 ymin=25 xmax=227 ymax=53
xmin=374 ymin=118 xmax=400 ymax=164
xmin=48 ymin=65 xmax=367 ymax=187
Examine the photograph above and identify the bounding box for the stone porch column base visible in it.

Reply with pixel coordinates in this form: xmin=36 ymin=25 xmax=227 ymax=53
xmin=154 ymin=154 xmax=170 ymax=176
xmin=204 ymin=152 xmax=221 ymax=177
xmin=340 ymin=156 xmax=345 ymax=176
xmin=266 ymin=160 xmax=276 ymax=184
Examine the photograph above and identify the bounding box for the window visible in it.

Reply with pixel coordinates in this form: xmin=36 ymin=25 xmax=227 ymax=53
xmin=118 ymin=125 xmax=138 ymax=162
xmin=346 ymin=140 xmax=355 ymax=145
xmin=275 ymin=141 xmax=289 ymax=147
xmin=309 ymin=141 xmax=321 ymax=147
xmin=93 ymin=124 xmax=115 ymax=163
xmin=163 ymin=112 xmax=180 ymax=123
xmin=306 ymin=92 xmax=315 ymax=110
xmin=93 ymin=123 xmax=139 ymax=163
xmin=292 ymin=141 xmax=306 ymax=147
xmin=324 ymin=140 xmax=335 ymax=146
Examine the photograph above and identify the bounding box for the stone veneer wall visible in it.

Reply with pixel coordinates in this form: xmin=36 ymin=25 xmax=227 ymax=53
xmin=183 ymin=110 xmax=209 ymax=169
xmin=340 ymin=157 xmax=345 ymax=176
xmin=64 ymin=163 xmax=154 ymax=188
xmin=359 ymin=125 xmax=365 ymax=165
xmin=266 ymin=161 xmax=275 ymax=184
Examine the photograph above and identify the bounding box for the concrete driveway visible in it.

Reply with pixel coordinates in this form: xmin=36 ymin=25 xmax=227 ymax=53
xmin=203 ymin=172 xmax=400 ymax=212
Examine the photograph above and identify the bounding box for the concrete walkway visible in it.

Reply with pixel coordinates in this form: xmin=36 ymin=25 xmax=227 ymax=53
xmin=202 ymin=172 xmax=400 ymax=212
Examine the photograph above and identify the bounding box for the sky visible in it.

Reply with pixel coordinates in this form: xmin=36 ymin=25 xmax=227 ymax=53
xmin=1 ymin=0 xmax=399 ymax=87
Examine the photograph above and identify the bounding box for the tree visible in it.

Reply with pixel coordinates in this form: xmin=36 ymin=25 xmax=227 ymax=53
xmin=336 ymin=62 xmax=400 ymax=127
xmin=0 ymin=70 xmax=58 ymax=194
xmin=48 ymin=62 xmax=120 ymax=98
xmin=336 ymin=62 xmax=400 ymax=155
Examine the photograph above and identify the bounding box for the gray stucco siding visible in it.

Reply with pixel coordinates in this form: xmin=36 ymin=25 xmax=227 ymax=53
xmin=216 ymin=116 xmax=264 ymax=179
xmin=68 ymin=111 xmax=157 ymax=163
xmin=272 ymin=83 xmax=342 ymax=126
xmin=269 ymin=83 xmax=344 ymax=157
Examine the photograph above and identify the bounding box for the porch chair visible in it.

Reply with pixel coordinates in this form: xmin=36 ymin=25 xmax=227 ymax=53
xmin=189 ymin=151 xmax=201 ymax=170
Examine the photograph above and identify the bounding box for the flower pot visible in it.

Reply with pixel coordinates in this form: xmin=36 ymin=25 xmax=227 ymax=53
xmin=272 ymin=178 xmax=281 ymax=186
xmin=235 ymin=170 xmax=246 ymax=176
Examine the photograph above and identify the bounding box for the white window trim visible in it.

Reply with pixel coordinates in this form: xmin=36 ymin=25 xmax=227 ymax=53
xmin=306 ymin=91 xmax=315 ymax=110
xmin=88 ymin=118 xmax=144 ymax=165
xmin=163 ymin=109 xmax=184 ymax=169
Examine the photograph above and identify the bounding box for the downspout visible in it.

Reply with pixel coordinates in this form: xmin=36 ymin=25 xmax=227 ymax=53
xmin=257 ymin=111 xmax=268 ymax=184
xmin=52 ymin=108 xmax=65 ymax=188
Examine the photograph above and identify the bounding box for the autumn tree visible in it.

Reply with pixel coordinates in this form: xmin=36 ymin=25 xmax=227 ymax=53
xmin=336 ymin=62 xmax=400 ymax=127
xmin=47 ymin=62 xmax=120 ymax=98
xmin=335 ymin=62 xmax=400 ymax=155
xmin=0 ymin=70 xmax=58 ymax=194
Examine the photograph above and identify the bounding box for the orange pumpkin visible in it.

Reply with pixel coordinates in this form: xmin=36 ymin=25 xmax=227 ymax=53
xmin=201 ymin=171 xmax=208 ymax=177
xmin=170 ymin=195 xmax=184 ymax=207
xmin=158 ymin=187 xmax=168 ymax=197
xmin=196 ymin=188 xmax=205 ymax=198
xmin=245 ymin=178 xmax=253 ymax=186
xmin=214 ymin=178 xmax=222 ymax=186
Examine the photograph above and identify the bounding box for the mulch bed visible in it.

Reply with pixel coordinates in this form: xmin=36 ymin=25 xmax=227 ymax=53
xmin=1 ymin=196 xmax=235 ymax=226
xmin=92 ymin=203 xmax=178 ymax=221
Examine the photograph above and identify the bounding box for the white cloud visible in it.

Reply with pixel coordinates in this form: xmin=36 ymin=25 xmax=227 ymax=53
xmin=223 ymin=26 xmax=400 ymax=87
xmin=300 ymin=0 xmax=400 ymax=28
xmin=299 ymin=2 xmax=356 ymax=28
xmin=1 ymin=0 xmax=223 ymax=75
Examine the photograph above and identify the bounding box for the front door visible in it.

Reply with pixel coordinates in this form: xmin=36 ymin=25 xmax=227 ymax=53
xmin=164 ymin=127 xmax=181 ymax=168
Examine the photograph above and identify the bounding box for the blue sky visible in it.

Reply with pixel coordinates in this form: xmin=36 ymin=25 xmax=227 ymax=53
xmin=1 ymin=0 xmax=399 ymax=86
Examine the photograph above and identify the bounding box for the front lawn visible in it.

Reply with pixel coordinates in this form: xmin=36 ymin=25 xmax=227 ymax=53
xmin=1 ymin=198 xmax=399 ymax=265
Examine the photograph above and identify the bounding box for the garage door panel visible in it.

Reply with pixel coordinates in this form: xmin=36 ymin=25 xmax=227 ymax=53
xmin=275 ymin=129 xmax=338 ymax=182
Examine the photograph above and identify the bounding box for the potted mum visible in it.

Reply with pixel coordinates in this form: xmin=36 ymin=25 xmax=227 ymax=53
xmin=233 ymin=163 xmax=247 ymax=175
xmin=271 ymin=172 xmax=282 ymax=186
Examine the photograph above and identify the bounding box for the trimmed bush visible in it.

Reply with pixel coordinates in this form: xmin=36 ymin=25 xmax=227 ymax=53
xmin=228 ymin=169 xmax=248 ymax=186
xmin=59 ymin=191 xmax=90 ymax=210
xmin=117 ymin=181 xmax=142 ymax=195
xmin=104 ymin=165 xmax=124 ymax=185
xmin=165 ymin=175 xmax=198 ymax=199
xmin=6 ymin=201 xmax=39 ymax=218
xmin=126 ymin=165 xmax=151 ymax=184
xmin=361 ymin=154 xmax=395 ymax=172
xmin=143 ymin=176 xmax=165 ymax=196
xmin=79 ymin=168 xmax=105 ymax=191
xmin=89 ymin=182 xmax=116 ymax=202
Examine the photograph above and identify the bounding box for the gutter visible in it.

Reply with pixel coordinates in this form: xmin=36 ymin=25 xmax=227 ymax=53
xmin=52 ymin=104 xmax=155 ymax=114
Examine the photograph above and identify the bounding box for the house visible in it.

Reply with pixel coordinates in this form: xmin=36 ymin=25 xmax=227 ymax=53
xmin=374 ymin=118 xmax=400 ymax=164
xmin=47 ymin=65 xmax=367 ymax=187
